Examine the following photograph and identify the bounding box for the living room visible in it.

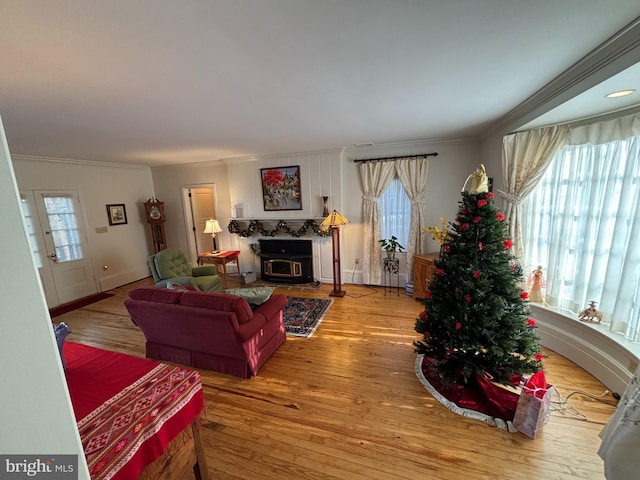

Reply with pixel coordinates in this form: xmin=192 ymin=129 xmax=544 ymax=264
xmin=3 ymin=2 xmax=640 ymax=478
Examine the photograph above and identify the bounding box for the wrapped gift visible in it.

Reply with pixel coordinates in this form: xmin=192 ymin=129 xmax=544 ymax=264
xmin=513 ymin=371 xmax=553 ymax=438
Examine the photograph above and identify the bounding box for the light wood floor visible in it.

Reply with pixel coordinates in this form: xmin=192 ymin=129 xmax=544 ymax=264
xmin=57 ymin=277 xmax=618 ymax=480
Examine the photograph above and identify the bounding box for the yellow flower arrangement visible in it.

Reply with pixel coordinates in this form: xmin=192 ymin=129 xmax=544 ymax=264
xmin=424 ymin=217 xmax=450 ymax=245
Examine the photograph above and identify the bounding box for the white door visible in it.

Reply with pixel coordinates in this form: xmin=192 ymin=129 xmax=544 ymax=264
xmin=22 ymin=190 xmax=97 ymax=307
xmin=182 ymin=185 xmax=217 ymax=260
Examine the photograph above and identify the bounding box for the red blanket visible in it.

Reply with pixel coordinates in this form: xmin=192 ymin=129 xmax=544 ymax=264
xmin=65 ymin=342 xmax=204 ymax=480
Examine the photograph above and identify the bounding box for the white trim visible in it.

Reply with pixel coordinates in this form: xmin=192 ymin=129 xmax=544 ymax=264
xmin=530 ymin=304 xmax=640 ymax=396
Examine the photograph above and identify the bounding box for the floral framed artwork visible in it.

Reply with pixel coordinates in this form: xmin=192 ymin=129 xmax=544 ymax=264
xmin=106 ymin=203 xmax=128 ymax=225
xmin=260 ymin=165 xmax=302 ymax=211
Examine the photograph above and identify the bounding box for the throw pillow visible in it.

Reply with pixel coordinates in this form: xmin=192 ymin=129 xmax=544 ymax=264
xmin=167 ymin=282 xmax=195 ymax=291
xmin=224 ymin=286 xmax=275 ymax=307
xmin=53 ymin=322 xmax=71 ymax=370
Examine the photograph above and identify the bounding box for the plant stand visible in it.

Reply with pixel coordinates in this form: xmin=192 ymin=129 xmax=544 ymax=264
xmin=383 ymin=257 xmax=400 ymax=296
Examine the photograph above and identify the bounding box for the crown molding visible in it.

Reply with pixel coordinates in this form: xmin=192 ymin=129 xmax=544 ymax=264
xmin=487 ymin=16 xmax=640 ymax=137
xmin=11 ymin=153 xmax=151 ymax=170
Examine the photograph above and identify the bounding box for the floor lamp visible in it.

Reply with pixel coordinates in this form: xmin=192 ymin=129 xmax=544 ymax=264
xmin=321 ymin=210 xmax=349 ymax=297
xmin=203 ymin=219 xmax=222 ymax=253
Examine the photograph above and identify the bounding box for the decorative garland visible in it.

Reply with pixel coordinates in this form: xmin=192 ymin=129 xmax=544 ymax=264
xmin=228 ymin=219 xmax=331 ymax=238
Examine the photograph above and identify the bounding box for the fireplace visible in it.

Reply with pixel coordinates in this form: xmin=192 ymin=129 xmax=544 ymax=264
xmin=259 ymin=239 xmax=313 ymax=284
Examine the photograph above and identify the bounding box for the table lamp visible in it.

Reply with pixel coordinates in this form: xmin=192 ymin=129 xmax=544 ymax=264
xmin=203 ymin=219 xmax=223 ymax=253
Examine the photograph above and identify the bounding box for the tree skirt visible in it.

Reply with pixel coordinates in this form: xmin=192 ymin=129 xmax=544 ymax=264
xmin=414 ymin=355 xmax=521 ymax=431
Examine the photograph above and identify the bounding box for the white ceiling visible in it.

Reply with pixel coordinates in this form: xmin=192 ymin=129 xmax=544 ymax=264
xmin=1 ymin=1 xmax=640 ymax=167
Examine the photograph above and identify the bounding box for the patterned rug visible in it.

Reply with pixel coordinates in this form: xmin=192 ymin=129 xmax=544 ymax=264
xmin=283 ymin=296 xmax=332 ymax=338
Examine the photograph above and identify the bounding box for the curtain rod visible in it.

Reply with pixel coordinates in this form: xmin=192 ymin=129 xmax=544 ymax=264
xmin=352 ymin=152 xmax=438 ymax=163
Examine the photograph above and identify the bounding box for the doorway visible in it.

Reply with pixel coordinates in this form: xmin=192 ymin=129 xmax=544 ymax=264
xmin=181 ymin=185 xmax=217 ymax=262
xmin=20 ymin=190 xmax=97 ymax=308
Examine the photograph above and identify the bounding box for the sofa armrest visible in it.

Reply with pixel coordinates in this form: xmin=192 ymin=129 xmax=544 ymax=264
xmin=253 ymin=293 xmax=288 ymax=318
xmin=193 ymin=265 xmax=218 ymax=277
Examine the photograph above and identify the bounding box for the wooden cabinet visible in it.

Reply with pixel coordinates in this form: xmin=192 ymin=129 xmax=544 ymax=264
xmin=413 ymin=252 xmax=439 ymax=299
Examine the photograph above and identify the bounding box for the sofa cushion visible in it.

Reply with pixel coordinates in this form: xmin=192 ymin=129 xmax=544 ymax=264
xmin=179 ymin=291 xmax=254 ymax=324
xmin=224 ymin=287 xmax=275 ymax=307
xmin=128 ymin=286 xmax=183 ymax=304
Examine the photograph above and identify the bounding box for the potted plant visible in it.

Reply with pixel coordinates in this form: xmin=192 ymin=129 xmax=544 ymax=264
xmin=379 ymin=236 xmax=405 ymax=258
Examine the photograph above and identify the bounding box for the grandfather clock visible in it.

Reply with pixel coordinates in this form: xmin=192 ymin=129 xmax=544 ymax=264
xmin=143 ymin=198 xmax=167 ymax=253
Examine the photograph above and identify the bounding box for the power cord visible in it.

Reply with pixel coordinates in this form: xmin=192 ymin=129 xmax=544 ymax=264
xmin=549 ymin=385 xmax=614 ymax=425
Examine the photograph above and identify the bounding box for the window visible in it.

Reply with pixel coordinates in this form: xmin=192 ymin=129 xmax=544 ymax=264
xmin=380 ymin=177 xmax=410 ymax=248
xmin=522 ymin=135 xmax=640 ymax=340
xmin=43 ymin=194 xmax=84 ymax=263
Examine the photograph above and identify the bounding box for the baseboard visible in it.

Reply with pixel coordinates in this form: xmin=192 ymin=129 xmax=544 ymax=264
xmin=98 ymin=266 xmax=151 ymax=291
xmin=531 ymin=304 xmax=640 ymax=396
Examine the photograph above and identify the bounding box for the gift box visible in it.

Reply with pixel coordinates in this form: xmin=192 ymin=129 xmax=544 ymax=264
xmin=513 ymin=371 xmax=553 ymax=439
xmin=240 ymin=272 xmax=257 ymax=284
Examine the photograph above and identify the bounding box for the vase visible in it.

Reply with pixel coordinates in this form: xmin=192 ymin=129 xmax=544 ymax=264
xmin=322 ymin=196 xmax=329 ymax=216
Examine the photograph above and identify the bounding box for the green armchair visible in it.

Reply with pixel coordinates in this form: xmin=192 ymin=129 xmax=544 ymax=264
xmin=149 ymin=248 xmax=224 ymax=292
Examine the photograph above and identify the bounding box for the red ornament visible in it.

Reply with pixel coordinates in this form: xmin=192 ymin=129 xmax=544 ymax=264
xmin=477 ymin=199 xmax=487 ymax=207
xmin=520 ymin=291 xmax=529 ymax=300
xmin=504 ymin=239 xmax=513 ymax=249
xmin=425 ymin=290 xmax=432 ymax=299
xmin=443 ymin=245 xmax=450 ymax=253
xmin=527 ymin=318 xmax=537 ymax=327
xmin=535 ymin=353 xmax=544 ymax=362
xmin=465 ymin=295 xmax=471 ymax=303
xmin=473 ymin=270 xmax=481 ymax=278
xmin=473 ymin=216 xmax=481 ymax=224
xmin=486 ymin=192 xmax=495 ymax=199
xmin=436 ymin=268 xmax=445 ymax=276
xmin=478 ymin=242 xmax=483 ymax=251
xmin=460 ymin=223 xmax=469 ymax=231
xmin=419 ymin=311 xmax=427 ymax=319
xmin=496 ymin=212 xmax=505 ymax=221
xmin=455 ymin=322 xmax=462 ymax=330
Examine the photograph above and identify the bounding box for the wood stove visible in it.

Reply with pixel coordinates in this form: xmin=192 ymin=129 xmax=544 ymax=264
xmin=259 ymin=239 xmax=313 ymax=283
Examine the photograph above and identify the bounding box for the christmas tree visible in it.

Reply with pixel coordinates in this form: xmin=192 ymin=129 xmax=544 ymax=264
xmin=414 ymin=166 xmax=542 ymax=387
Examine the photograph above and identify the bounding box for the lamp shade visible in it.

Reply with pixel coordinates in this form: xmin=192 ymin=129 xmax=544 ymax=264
xmin=320 ymin=210 xmax=349 ymax=231
xmin=203 ymin=219 xmax=222 ymax=234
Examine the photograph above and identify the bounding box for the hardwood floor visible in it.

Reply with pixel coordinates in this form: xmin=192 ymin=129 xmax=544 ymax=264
xmin=57 ymin=277 xmax=618 ymax=479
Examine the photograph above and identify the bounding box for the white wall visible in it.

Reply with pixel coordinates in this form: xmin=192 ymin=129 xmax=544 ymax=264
xmin=0 ymin=118 xmax=90 ymax=477
xmin=150 ymin=159 xmax=232 ymax=261
xmin=151 ymin=141 xmax=481 ymax=286
xmin=12 ymin=156 xmax=155 ymax=290
xmin=342 ymin=139 xmax=480 ymax=284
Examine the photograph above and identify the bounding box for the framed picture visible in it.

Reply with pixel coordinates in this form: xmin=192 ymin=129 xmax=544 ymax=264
xmin=260 ymin=165 xmax=302 ymax=211
xmin=106 ymin=204 xmax=128 ymax=225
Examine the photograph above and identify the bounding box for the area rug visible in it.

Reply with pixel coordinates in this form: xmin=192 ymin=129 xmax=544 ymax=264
xmin=283 ymin=296 xmax=332 ymax=338
xmin=49 ymin=292 xmax=115 ymax=318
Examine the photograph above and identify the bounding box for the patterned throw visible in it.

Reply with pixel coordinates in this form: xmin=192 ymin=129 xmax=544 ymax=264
xmin=65 ymin=342 xmax=204 ymax=480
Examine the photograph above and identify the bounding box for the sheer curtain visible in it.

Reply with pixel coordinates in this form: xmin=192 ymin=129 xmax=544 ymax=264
xmin=499 ymin=125 xmax=569 ymax=261
xmin=522 ymin=112 xmax=640 ymax=340
xmin=395 ymin=157 xmax=429 ymax=280
xmin=360 ymin=161 xmax=395 ymax=284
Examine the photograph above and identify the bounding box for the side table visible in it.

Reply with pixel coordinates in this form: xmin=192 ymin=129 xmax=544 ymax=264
xmin=197 ymin=250 xmax=241 ymax=289
xmin=383 ymin=256 xmax=400 ymax=296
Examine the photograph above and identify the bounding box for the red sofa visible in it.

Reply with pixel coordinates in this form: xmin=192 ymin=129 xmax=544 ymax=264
xmin=124 ymin=286 xmax=287 ymax=379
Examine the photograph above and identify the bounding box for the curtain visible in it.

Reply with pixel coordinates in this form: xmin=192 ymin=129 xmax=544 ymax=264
xmin=395 ymin=157 xmax=429 ymax=281
xmin=360 ymin=161 xmax=395 ymax=284
xmin=522 ymin=112 xmax=640 ymax=340
xmin=499 ymin=125 xmax=569 ymax=261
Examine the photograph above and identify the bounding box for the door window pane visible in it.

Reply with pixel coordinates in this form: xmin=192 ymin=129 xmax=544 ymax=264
xmin=43 ymin=195 xmax=84 ymax=262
